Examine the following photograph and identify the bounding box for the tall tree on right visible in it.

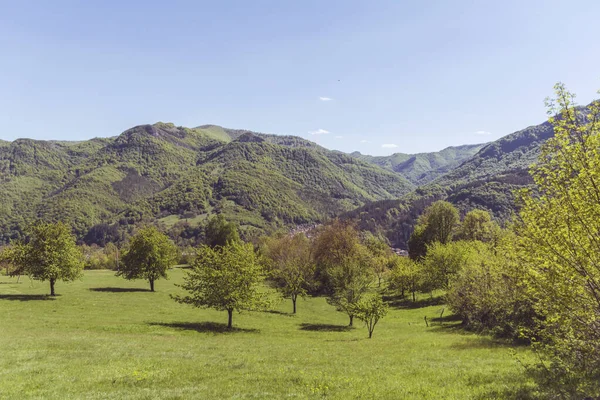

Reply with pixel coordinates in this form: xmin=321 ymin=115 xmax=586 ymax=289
xmin=408 ymin=200 xmax=459 ymax=260
xmin=518 ymin=84 xmax=600 ymax=397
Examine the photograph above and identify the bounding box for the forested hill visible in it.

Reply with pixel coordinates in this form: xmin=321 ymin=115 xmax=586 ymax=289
xmin=0 ymin=123 xmax=414 ymax=244
xmin=346 ymin=117 xmax=557 ymax=248
xmin=349 ymin=143 xmax=486 ymax=185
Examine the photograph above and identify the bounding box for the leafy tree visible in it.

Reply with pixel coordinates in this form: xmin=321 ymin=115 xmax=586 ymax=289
xmin=326 ymin=248 xmax=373 ymax=327
xmin=422 ymin=241 xmax=477 ymax=291
xmin=262 ymin=233 xmax=315 ymax=313
xmin=446 ymin=230 xmax=536 ymax=339
xmin=173 ymin=242 xmax=268 ymax=328
xmin=118 ymin=226 xmax=178 ymax=291
xmin=388 ymin=256 xmax=422 ymax=302
xmin=457 ymin=209 xmax=495 ymax=242
xmin=352 ymin=294 xmax=389 ymax=338
xmin=204 ymin=214 xmax=240 ymax=248
xmin=363 ymin=232 xmax=392 ymax=287
xmin=8 ymin=222 xmax=83 ymax=296
xmin=408 ymin=201 xmax=459 ymax=259
xmin=517 ymin=84 xmax=600 ymax=396
xmin=313 ymin=219 xmax=363 ymax=293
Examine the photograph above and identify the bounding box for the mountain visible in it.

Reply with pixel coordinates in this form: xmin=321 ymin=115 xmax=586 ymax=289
xmin=345 ymin=119 xmax=556 ymax=248
xmin=0 ymin=123 xmax=414 ymax=244
xmin=350 ymin=143 xmax=486 ymax=185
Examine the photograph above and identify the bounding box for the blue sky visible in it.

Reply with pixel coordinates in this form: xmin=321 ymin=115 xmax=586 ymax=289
xmin=1 ymin=0 xmax=599 ymax=155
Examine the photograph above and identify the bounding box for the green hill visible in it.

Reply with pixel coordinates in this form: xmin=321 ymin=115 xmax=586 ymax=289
xmin=350 ymin=143 xmax=486 ymax=185
xmin=346 ymin=119 xmax=557 ymax=248
xmin=0 ymin=123 xmax=413 ymax=243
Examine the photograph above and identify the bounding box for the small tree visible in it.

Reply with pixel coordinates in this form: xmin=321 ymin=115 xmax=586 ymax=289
xmin=326 ymin=250 xmax=373 ymax=327
xmin=173 ymin=242 xmax=268 ymax=329
xmin=9 ymin=222 xmax=83 ymax=296
xmin=118 ymin=226 xmax=178 ymax=291
xmin=262 ymin=233 xmax=315 ymax=313
xmin=204 ymin=214 xmax=240 ymax=248
xmin=363 ymin=232 xmax=392 ymax=287
xmin=388 ymin=256 xmax=422 ymax=302
xmin=458 ymin=209 xmax=495 ymax=242
xmin=352 ymin=294 xmax=389 ymax=338
xmin=422 ymin=241 xmax=477 ymax=291
xmin=408 ymin=201 xmax=459 ymax=260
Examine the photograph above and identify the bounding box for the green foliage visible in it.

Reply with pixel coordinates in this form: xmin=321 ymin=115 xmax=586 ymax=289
xmin=408 ymin=201 xmax=459 ymax=259
xmin=261 ymin=233 xmax=315 ymax=313
xmin=421 ymin=241 xmax=478 ymax=291
xmin=174 ymin=242 xmax=268 ymax=328
xmin=446 ymin=232 xmax=536 ymax=340
xmin=9 ymin=221 xmax=83 ymax=295
xmin=388 ymin=256 xmax=422 ymax=302
xmin=351 ymin=294 xmax=389 ymax=338
xmin=457 ymin=209 xmax=495 ymax=242
xmin=517 ymin=84 xmax=600 ymax=397
xmin=204 ymin=214 xmax=241 ymax=248
xmin=325 ymin=249 xmax=373 ymax=327
xmin=118 ymin=226 xmax=178 ymax=291
xmin=0 ymin=123 xmax=414 ymax=245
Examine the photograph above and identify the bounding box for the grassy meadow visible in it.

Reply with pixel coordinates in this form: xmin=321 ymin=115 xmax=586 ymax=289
xmin=0 ymin=269 xmax=538 ymax=399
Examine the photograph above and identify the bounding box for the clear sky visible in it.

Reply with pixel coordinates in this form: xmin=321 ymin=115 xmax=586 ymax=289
xmin=1 ymin=0 xmax=599 ymax=155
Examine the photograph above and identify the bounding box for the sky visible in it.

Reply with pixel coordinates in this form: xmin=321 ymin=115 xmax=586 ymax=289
xmin=1 ymin=0 xmax=599 ymax=155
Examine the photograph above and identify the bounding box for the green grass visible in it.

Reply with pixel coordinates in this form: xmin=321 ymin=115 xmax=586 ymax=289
xmin=0 ymin=270 xmax=538 ymax=399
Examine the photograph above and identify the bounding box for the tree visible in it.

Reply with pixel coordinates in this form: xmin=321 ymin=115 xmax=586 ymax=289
xmin=204 ymin=214 xmax=240 ymax=248
xmin=313 ymin=220 xmax=373 ymax=325
xmin=408 ymin=201 xmax=459 ymax=260
xmin=313 ymin=219 xmax=363 ymax=293
xmin=517 ymin=84 xmax=600 ymax=396
xmin=7 ymin=222 xmax=83 ymax=296
xmin=457 ymin=209 xmax=495 ymax=242
xmin=388 ymin=256 xmax=422 ymax=302
xmin=421 ymin=241 xmax=477 ymax=291
xmin=118 ymin=226 xmax=178 ymax=291
xmin=363 ymin=232 xmax=392 ymax=287
xmin=173 ymin=242 xmax=268 ymax=329
xmin=352 ymin=294 xmax=389 ymax=338
xmin=262 ymin=233 xmax=315 ymax=313
xmin=326 ymin=249 xmax=373 ymax=327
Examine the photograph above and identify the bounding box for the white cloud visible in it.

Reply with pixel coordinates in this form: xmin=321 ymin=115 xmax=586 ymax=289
xmin=360 ymin=139 xmax=370 ymax=143
xmin=335 ymin=135 xmax=343 ymax=139
xmin=475 ymin=130 xmax=492 ymax=135
xmin=309 ymin=129 xmax=330 ymax=135
xmin=319 ymin=97 xmax=333 ymax=101
xmin=382 ymin=144 xmax=398 ymax=148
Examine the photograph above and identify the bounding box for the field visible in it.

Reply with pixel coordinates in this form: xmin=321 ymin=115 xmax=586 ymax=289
xmin=0 ymin=269 xmax=538 ymax=399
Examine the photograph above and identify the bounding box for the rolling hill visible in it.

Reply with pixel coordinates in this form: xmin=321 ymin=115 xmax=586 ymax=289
xmin=350 ymin=143 xmax=486 ymax=185
xmin=0 ymin=123 xmax=414 ymax=244
xmin=345 ymin=118 xmax=557 ymax=248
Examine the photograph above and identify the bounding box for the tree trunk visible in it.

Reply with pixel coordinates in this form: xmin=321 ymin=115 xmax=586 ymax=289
xmin=412 ymin=290 xmax=416 ymax=303
xmin=349 ymin=314 xmax=354 ymax=327
xmin=149 ymin=278 xmax=155 ymax=292
xmin=292 ymin=294 xmax=297 ymax=314
xmin=50 ymin=279 xmax=56 ymax=296
xmin=227 ymin=309 xmax=233 ymax=329
xmin=369 ymin=329 xmax=373 ymax=339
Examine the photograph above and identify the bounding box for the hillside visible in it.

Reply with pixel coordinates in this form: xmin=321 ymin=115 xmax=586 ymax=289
xmin=346 ymin=119 xmax=556 ymax=248
xmin=350 ymin=143 xmax=486 ymax=185
xmin=0 ymin=123 xmax=413 ymax=244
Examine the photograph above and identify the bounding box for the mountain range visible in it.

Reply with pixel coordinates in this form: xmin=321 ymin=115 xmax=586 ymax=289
xmin=0 ymin=115 xmax=557 ymax=247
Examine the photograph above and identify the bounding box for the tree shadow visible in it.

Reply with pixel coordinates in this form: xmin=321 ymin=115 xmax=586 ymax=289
xmin=89 ymin=287 xmax=151 ymax=293
xmin=299 ymin=323 xmax=352 ymax=332
xmin=0 ymin=294 xmax=57 ymax=301
xmin=264 ymin=310 xmax=296 ymax=317
xmin=148 ymin=322 xmax=259 ymax=334
xmin=383 ymin=294 xmax=445 ymax=309
xmin=431 ymin=314 xmax=462 ymax=324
